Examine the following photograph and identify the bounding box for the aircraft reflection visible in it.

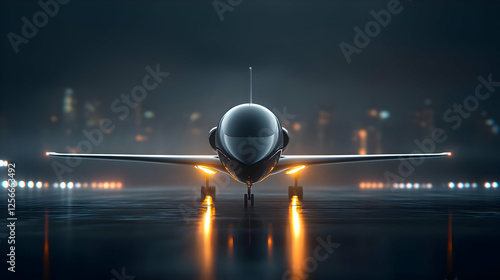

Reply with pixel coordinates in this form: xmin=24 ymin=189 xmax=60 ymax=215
xmin=43 ymin=210 xmax=50 ymax=280
xmin=199 ymin=196 xmax=215 ymax=280
xmin=196 ymin=195 xmax=306 ymax=279
xmin=289 ymin=196 xmax=305 ymax=280
xmin=447 ymin=212 xmax=453 ymax=280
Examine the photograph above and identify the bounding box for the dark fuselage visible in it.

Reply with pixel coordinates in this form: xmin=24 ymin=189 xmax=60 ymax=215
xmin=210 ymin=104 xmax=289 ymax=184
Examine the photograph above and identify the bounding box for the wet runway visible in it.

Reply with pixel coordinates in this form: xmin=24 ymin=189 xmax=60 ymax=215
xmin=1 ymin=185 xmax=500 ymax=280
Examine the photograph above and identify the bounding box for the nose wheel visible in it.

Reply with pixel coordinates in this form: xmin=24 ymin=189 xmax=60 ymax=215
xmin=244 ymin=182 xmax=254 ymax=207
xmin=201 ymin=176 xmax=216 ymax=201
xmin=288 ymin=174 xmax=303 ymax=200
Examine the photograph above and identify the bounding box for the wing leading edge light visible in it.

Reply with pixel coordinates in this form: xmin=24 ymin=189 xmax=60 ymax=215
xmin=46 ymin=67 xmax=451 ymax=206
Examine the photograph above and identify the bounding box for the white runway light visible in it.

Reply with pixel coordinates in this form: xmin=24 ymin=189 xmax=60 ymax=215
xmin=28 ymin=181 xmax=34 ymax=188
xmin=493 ymin=182 xmax=498 ymax=188
xmin=19 ymin=181 xmax=26 ymax=188
xmin=448 ymin=182 xmax=455 ymax=189
xmin=484 ymin=182 xmax=491 ymax=189
xmin=36 ymin=181 xmax=42 ymax=188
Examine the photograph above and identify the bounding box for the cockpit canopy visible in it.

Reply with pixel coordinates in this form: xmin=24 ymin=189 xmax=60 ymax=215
xmin=218 ymin=104 xmax=280 ymax=164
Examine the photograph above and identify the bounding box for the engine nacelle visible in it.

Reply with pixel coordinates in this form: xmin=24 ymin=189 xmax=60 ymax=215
xmin=282 ymin=127 xmax=289 ymax=151
xmin=208 ymin=127 xmax=217 ymax=151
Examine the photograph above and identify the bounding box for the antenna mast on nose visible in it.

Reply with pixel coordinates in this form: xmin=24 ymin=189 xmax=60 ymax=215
xmin=249 ymin=66 xmax=253 ymax=104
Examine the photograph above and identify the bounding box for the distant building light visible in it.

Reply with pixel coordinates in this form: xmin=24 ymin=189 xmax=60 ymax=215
xmin=190 ymin=112 xmax=201 ymax=122
xmin=135 ymin=134 xmax=148 ymax=142
xmin=367 ymin=109 xmax=378 ymax=118
xmin=379 ymin=110 xmax=390 ymax=120
xmin=144 ymin=111 xmax=155 ymax=119
xmin=486 ymin=119 xmax=495 ymax=126
xmin=492 ymin=125 xmax=499 ymax=135
xmin=293 ymin=122 xmax=302 ymax=132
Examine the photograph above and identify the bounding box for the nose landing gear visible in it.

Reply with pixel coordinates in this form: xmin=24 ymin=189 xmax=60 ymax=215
xmin=288 ymin=174 xmax=303 ymax=201
xmin=244 ymin=182 xmax=254 ymax=207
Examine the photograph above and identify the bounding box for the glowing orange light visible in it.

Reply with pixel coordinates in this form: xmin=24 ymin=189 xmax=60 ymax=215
xmin=117 ymin=182 xmax=123 ymax=189
xmin=104 ymin=182 xmax=109 ymax=189
xmin=203 ymin=195 xmax=213 ymax=206
xmin=360 ymin=182 xmax=365 ymax=189
xmin=378 ymin=182 xmax=383 ymax=188
xmin=195 ymin=165 xmax=217 ymax=175
xmin=98 ymin=182 xmax=103 ymax=189
xmin=110 ymin=182 xmax=116 ymax=189
xmin=447 ymin=152 xmax=452 ymax=157
xmin=286 ymin=165 xmax=306 ymax=175
xmin=83 ymin=182 xmax=89 ymax=188
xmin=289 ymin=194 xmax=304 ymax=278
xmin=91 ymin=182 xmax=97 ymax=188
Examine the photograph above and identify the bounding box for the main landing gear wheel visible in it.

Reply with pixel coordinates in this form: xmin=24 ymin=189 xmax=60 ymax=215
xmin=244 ymin=194 xmax=248 ymax=207
xmin=288 ymin=175 xmax=303 ymax=201
xmin=201 ymin=176 xmax=216 ymax=201
xmin=251 ymin=193 xmax=255 ymax=206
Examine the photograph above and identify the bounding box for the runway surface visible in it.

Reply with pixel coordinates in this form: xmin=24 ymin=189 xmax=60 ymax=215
xmin=1 ymin=185 xmax=499 ymax=280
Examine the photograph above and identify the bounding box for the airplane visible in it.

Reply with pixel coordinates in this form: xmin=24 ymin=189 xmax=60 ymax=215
xmin=47 ymin=67 xmax=451 ymax=207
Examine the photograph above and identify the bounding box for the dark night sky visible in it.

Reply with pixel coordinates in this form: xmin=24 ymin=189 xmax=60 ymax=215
xmin=1 ymin=0 xmax=499 ymax=185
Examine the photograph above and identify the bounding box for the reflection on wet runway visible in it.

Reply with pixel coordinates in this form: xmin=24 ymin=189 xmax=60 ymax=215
xmin=199 ymin=196 xmax=215 ymax=280
xmin=2 ymin=186 xmax=500 ymax=280
xmin=289 ymin=195 xmax=305 ymax=280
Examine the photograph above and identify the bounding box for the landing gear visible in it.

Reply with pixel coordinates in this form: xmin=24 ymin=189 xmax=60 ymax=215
xmin=288 ymin=174 xmax=303 ymax=201
xmin=244 ymin=182 xmax=255 ymax=207
xmin=201 ymin=176 xmax=216 ymax=201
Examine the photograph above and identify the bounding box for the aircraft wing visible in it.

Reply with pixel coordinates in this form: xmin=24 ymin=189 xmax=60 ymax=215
xmin=46 ymin=152 xmax=226 ymax=172
xmin=272 ymin=152 xmax=451 ymax=174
